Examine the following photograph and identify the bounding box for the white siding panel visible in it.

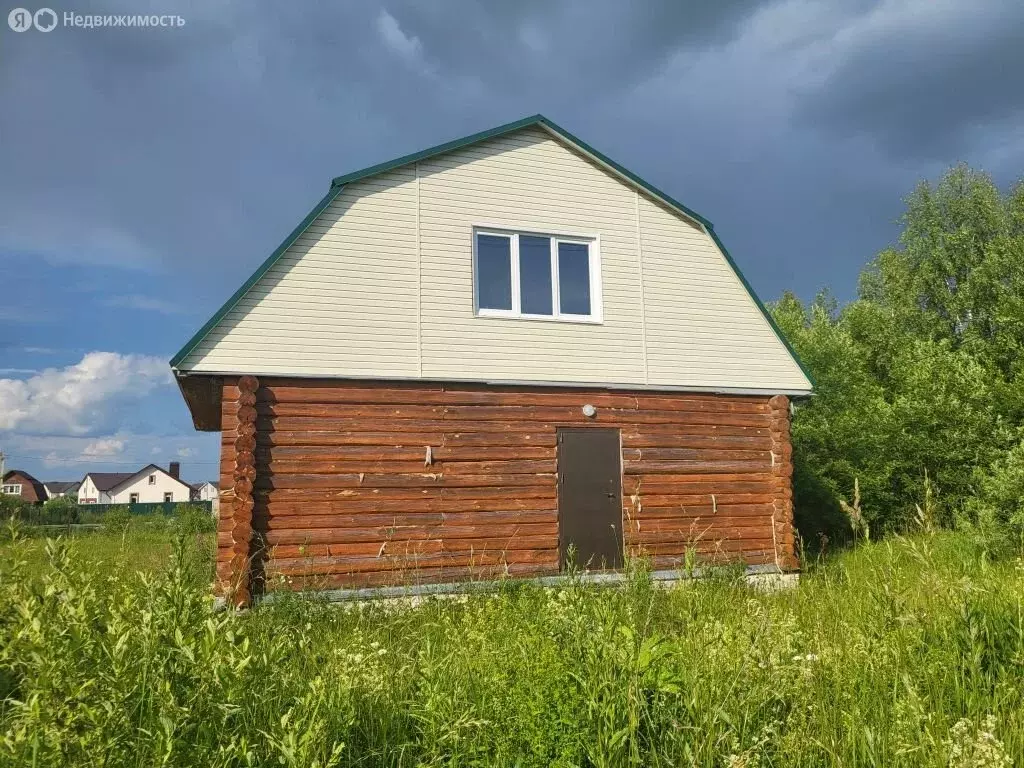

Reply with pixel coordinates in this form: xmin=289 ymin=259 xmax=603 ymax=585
xmin=179 ymin=126 xmax=811 ymax=392
xmin=418 ymin=128 xmax=646 ymax=385
xmin=637 ymin=194 xmax=810 ymax=390
xmin=182 ymin=167 xmax=420 ymax=376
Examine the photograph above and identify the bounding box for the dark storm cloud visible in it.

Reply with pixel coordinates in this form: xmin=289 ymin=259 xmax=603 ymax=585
xmin=1 ymin=0 xmax=1022 ymax=311
xmin=797 ymin=0 xmax=1024 ymax=158
xmin=377 ymin=0 xmax=764 ymax=93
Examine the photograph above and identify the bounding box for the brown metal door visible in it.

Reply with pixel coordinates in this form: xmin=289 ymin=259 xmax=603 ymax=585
xmin=557 ymin=428 xmax=623 ymax=570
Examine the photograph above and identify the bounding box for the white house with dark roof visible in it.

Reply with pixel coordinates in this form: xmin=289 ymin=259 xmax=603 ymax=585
xmin=78 ymin=462 xmax=192 ymax=504
xmin=43 ymin=480 xmax=81 ymax=499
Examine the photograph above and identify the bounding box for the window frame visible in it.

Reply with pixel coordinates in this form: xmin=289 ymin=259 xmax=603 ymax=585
xmin=163 ymin=492 xmax=173 ymax=503
xmin=473 ymin=226 xmax=602 ymax=324
xmin=129 ymin=492 xmax=139 ymax=504
xmin=148 ymin=474 xmax=156 ymax=485
xmin=2 ymin=484 xmax=22 ymax=495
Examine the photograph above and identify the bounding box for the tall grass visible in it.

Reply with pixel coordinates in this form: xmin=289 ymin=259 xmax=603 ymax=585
xmin=1 ymin=527 xmax=1022 ymax=766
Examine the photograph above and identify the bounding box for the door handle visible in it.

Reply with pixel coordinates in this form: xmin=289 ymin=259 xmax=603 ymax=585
xmin=606 ymin=492 xmax=615 ymax=498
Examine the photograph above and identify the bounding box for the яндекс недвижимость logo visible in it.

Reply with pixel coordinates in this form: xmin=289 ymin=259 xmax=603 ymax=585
xmin=8 ymin=8 xmax=183 ymax=31
xmin=8 ymin=7 xmax=57 ymax=31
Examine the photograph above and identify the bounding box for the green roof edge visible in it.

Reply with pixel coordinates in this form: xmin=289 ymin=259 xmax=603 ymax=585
xmin=704 ymin=227 xmax=817 ymax=389
xmin=169 ymin=183 xmax=345 ymax=368
xmin=171 ymin=113 xmax=813 ymax=389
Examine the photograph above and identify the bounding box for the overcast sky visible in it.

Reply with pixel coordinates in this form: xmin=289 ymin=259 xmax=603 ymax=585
xmin=2 ymin=0 xmax=1023 ymax=482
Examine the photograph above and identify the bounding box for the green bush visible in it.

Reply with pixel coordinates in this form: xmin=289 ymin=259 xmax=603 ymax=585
xmin=174 ymin=504 xmax=217 ymax=535
xmin=964 ymin=439 xmax=1024 ymax=555
xmin=102 ymin=505 xmax=132 ymax=535
xmin=0 ymin=494 xmax=30 ymax=521
xmin=40 ymin=495 xmax=80 ymax=525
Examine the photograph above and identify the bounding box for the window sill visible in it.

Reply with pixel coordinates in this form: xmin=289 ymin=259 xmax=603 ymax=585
xmin=475 ymin=310 xmax=604 ymax=326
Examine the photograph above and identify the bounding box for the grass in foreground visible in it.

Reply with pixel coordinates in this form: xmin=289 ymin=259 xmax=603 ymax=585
xmin=1 ymin=528 xmax=1022 ymax=767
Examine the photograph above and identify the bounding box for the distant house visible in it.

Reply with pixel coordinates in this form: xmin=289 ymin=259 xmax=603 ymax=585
xmin=191 ymin=481 xmax=219 ymax=502
xmin=191 ymin=480 xmax=220 ymax=515
xmin=2 ymin=470 xmax=47 ymax=503
xmin=78 ymin=462 xmax=192 ymax=504
xmin=43 ymin=480 xmax=81 ymax=499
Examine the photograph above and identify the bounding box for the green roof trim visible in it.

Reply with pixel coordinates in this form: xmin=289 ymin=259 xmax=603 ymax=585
xmin=169 ymin=184 xmax=345 ymax=368
xmin=704 ymin=227 xmax=817 ymax=389
xmin=171 ymin=114 xmax=812 ymax=389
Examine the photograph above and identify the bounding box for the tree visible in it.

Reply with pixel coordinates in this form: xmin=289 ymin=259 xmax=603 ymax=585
xmin=773 ymin=165 xmax=1024 ymax=543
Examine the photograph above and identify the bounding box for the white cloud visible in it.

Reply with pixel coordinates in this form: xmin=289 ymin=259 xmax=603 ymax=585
xmin=4 ymin=432 xmax=218 ymax=478
xmin=176 ymin=447 xmax=194 ymax=458
xmin=83 ymin=438 xmax=126 ymax=457
xmin=103 ymin=295 xmax=193 ymax=315
xmin=376 ymin=9 xmax=428 ymax=71
xmin=0 ymin=368 xmax=37 ymax=375
xmin=0 ymin=351 xmax=172 ymax=435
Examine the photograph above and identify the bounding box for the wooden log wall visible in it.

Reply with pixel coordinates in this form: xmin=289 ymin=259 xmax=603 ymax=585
xmin=215 ymin=378 xmax=797 ymax=594
xmin=217 ymin=375 xmax=259 ymax=605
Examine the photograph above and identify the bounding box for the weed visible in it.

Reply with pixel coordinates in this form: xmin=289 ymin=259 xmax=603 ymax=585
xmin=1 ymin=528 xmax=1023 ymax=766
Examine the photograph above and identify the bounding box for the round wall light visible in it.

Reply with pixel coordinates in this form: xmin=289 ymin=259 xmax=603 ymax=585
xmin=581 ymin=404 xmax=597 ymax=418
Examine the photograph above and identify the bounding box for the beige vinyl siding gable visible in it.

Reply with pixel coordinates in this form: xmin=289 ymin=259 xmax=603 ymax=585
xmin=637 ymin=194 xmax=810 ymax=390
xmin=418 ymin=128 xmax=644 ymax=384
xmin=183 ymin=168 xmax=420 ymax=377
xmin=180 ymin=126 xmax=811 ymax=393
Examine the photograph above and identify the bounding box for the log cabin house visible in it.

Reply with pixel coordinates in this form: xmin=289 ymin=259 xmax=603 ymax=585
xmin=171 ymin=115 xmax=813 ymax=605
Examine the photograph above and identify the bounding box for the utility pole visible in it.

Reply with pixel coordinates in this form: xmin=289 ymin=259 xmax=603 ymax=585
xmin=0 ymin=449 xmax=5 ymax=487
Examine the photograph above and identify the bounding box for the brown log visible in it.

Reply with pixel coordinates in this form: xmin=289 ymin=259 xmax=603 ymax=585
xmin=623 ymin=426 xmax=770 ymax=441
xmin=230 ymin=539 xmax=251 ymax=557
xmin=630 ymin=527 xmax=772 ymax=545
xmin=260 ymin=385 xmax=637 ymax=409
xmin=442 ymin=432 xmax=557 ymax=448
xmin=236 ymin=405 xmax=257 ymax=425
xmin=624 ymin=493 xmax=776 ymax=507
xmin=263 ymin=431 xmax=446 ymax=447
xmin=260 ymin=521 xmax=558 ymax=546
xmin=256 ymin=416 xmax=558 ymax=433
xmin=266 ymin=540 xmax=446 ymax=559
xmin=234 ymin=434 xmax=256 ymax=453
xmin=260 ymin=497 xmax=556 ymax=515
xmin=624 ymin=461 xmax=769 ymax=475
xmin=255 ymin=472 xmax=555 ymax=491
xmin=628 ymin=504 xmax=777 ymax=521
xmin=254 ymin=509 xmax=557 ymax=531
xmin=436 ymin=405 xmax=770 ymax=427
xmin=630 ymin=395 xmax=768 ymax=413
xmin=258 ymin=403 xmax=446 ymax=419
xmin=622 ymin=447 xmax=769 ymax=462
xmin=233 ymin=496 xmax=254 ymax=516
xmin=258 ymin=485 xmax=555 ymax=502
xmin=238 ymin=374 xmax=259 ymax=393
xmin=265 ymin=548 xmax=557 ymax=577
xmin=233 ymin=464 xmax=257 ymax=481
xmin=274 ymin=562 xmax=557 ymax=591
xmin=624 ymin=479 xmax=773 ymax=494
xmin=255 ymin=444 xmax=555 ymax=462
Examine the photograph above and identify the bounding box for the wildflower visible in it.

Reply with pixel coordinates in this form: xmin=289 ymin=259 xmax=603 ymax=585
xmin=945 ymin=715 xmax=1012 ymax=768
